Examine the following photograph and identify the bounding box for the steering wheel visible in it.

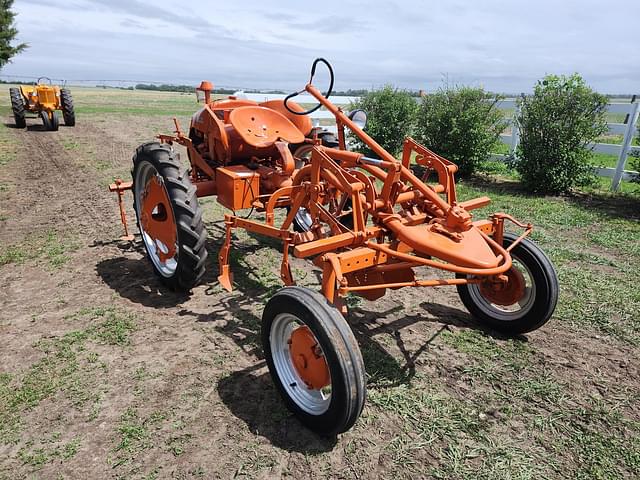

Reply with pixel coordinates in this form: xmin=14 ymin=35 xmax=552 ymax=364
xmin=36 ymin=76 xmax=53 ymax=85
xmin=284 ymin=58 xmax=334 ymax=116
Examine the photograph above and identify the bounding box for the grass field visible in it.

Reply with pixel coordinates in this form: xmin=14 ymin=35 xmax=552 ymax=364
xmin=0 ymin=86 xmax=639 ymax=479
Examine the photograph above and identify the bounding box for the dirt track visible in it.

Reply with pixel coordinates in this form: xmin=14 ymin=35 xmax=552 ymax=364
xmin=1 ymin=109 xmax=639 ymax=479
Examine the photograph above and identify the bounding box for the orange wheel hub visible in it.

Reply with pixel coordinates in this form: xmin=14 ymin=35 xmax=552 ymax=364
xmin=140 ymin=175 xmax=177 ymax=262
xmin=479 ymin=267 xmax=526 ymax=306
xmin=288 ymin=326 xmax=330 ymax=390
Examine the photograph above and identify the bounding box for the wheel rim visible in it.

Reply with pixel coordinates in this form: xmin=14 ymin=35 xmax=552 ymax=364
xmin=291 ymin=146 xmax=314 ymax=232
xmin=468 ymin=253 xmax=536 ymax=321
xmin=294 ymin=207 xmax=313 ymax=231
xmin=270 ymin=313 xmax=331 ymax=415
xmin=293 ymin=144 xmax=313 ymax=169
xmin=134 ymin=162 xmax=178 ymax=277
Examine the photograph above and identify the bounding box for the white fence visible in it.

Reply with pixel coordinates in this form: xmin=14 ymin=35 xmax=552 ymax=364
xmin=237 ymin=92 xmax=640 ymax=191
xmin=493 ymin=99 xmax=640 ymax=191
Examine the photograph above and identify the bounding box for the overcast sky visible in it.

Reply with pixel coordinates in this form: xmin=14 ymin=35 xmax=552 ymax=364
xmin=2 ymin=0 xmax=639 ymax=93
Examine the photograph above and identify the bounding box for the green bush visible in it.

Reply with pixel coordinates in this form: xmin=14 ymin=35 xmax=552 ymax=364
xmin=414 ymin=86 xmax=506 ymax=177
xmin=348 ymin=85 xmax=418 ymax=157
xmin=515 ymin=74 xmax=607 ymax=194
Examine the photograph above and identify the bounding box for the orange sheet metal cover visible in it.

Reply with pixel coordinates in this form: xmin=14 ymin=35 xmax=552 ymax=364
xmin=216 ymin=165 xmax=259 ymax=211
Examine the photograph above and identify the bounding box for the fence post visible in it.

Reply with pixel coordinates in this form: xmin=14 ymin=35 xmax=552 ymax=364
xmin=510 ymin=103 xmax=521 ymax=157
xmin=612 ymin=100 xmax=639 ymax=191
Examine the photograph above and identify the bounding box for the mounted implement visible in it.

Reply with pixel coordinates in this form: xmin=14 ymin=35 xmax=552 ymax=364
xmin=110 ymin=59 xmax=558 ymax=436
xmin=9 ymin=77 xmax=75 ymax=131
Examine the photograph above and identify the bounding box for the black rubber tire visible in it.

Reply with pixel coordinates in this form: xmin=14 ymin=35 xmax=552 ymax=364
xmin=317 ymin=130 xmax=338 ymax=148
xmin=40 ymin=111 xmax=52 ymax=131
xmin=50 ymin=111 xmax=59 ymax=131
xmin=60 ymin=89 xmax=75 ymax=126
xmin=262 ymin=286 xmax=366 ymax=436
xmin=290 ymin=128 xmax=339 ymax=162
xmin=9 ymin=88 xmax=26 ymax=128
xmin=456 ymin=233 xmax=559 ymax=335
xmin=132 ymin=142 xmax=208 ymax=291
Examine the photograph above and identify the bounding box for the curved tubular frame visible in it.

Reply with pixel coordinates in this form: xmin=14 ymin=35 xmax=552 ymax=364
xmin=141 ymin=66 xmax=535 ymax=308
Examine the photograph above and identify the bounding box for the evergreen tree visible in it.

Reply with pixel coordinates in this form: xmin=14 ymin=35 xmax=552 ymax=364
xmin=0 ymin=0 xmax=27 ymax=69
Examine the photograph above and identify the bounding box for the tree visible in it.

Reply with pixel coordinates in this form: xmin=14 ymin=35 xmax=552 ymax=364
xmin=0 ymin=0 xmax=27 ymax=70
xmin=515 ymin=74 xmax=607 ymax=194
xmin=415 ymin=85 xmax=506 ymax=176
xmin=348 ymin=85 xmax=418 ymax=157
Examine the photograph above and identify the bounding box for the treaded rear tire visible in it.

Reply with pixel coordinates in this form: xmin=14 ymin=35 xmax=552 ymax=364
xmin=9 ymin=88 xmax=26 ymax=128
xmin=132 ymin=142 xmax=208 ymax=291
xmin=456 ymin=233 xmax=558 ymax=335
xmin=60 ymin=88 xmax=75 ymax=126
xmin=262 ymin=286 xmax=366 ymax=436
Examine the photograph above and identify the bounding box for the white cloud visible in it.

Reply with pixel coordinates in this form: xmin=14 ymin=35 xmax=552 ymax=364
xmin=4 ymin=0 xmax=639 ymax=92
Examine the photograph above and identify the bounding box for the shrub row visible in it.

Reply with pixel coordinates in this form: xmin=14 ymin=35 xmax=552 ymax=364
xmin=348 ymin=74 xmax=608 ymax=194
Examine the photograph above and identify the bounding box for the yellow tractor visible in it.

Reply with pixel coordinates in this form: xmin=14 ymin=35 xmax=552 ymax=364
xmin=9 ymin=77 xmax=75 ymax=131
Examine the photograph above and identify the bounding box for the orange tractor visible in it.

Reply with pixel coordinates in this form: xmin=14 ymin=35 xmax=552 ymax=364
xmin=110 ymin=59 xmax=558 ymax=436
xmin=9 ymin=77 xmax=75 ymax=131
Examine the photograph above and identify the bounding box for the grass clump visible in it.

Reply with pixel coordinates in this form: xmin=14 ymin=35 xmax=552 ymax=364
xmin=0 ymin=230 xmax=78 ymax=268
xmin=0 ymin=307 xmax=136 ymax=444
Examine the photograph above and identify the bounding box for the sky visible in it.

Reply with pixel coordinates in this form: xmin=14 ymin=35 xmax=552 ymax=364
xmin=2 ymin=0 xmax=639 ymax=93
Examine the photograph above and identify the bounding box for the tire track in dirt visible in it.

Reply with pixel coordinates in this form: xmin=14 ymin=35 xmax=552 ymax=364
xmin=0 ymin=119 xmax=119 ymax=243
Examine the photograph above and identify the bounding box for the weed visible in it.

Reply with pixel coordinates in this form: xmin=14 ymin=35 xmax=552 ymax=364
xmin=15 ymin=436 xmax=81 ymax=470
xmin=0 ymin=307 xmax=137 ymax=444
xmin=0 ymin=230 xmax=78 ymax=268
xmin=0 ymin=121 xmax=18 ymax=166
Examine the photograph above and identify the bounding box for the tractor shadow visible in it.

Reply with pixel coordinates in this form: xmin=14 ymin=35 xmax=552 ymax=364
xmin=95 ymin=239 xmax=191 ymax=308
xmin=94 ymin=216 xmax=516 ymax=449
xmin=3 ymin=121 xmax=55 ymax=132
xmin=345 ymin=300 xmax=516 ymax=388
xmin=217 ymin=362 xmax=337 ymax=453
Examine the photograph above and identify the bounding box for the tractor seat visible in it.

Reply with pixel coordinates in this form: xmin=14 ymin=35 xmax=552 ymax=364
xmin=229 ymin=106 xmax=305 ymax=149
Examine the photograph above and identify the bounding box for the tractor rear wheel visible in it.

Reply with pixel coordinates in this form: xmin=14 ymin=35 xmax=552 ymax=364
xmin=132 ymin=142 xmax=207 ymax=291
xmin=456 ymin=233 xmax=558 ymax=335
xmin=9 ymin=88 xmax=26 ymax=128
xmin=262 ymin=286 xmax=366 ymax=436
xmin=60 ymin=89 xmax=75 ymax=126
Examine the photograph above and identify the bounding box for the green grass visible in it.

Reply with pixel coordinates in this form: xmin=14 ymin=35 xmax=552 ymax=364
xmin=365 ymin=324 xmax=638 ymax=478
xmin=112 ymin=407 xmax=154 ymax=466
xmin=0 ymin=110 xmax=18 ymax=166
xmin=0 ymin=307 xmax=136 ymax=445
xmin=0 ymin=230 xmax=78 ymax=268
xmin=62 ymin=139 xmax=80 ymax=150
xmin=16 ymin=435 xmax=80 ymax=469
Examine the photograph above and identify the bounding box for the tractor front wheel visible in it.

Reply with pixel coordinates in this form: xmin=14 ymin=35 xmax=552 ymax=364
xmin=50 ymin=111 xmax=59 ymax=131
xmin=456 ymin=233 xmax=558 ymax=335
xmin=9 ymin=88 xmax=26 ymax=128
xmin=40 ymin=111 xmax=52 ymax=131
xmin=262 ymin=286 xmax=366 ymax=436
xmin=132 ymin=142 xmax=207 ymax=291
xmin=60 ymin=89 xmax=75 ymax=126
